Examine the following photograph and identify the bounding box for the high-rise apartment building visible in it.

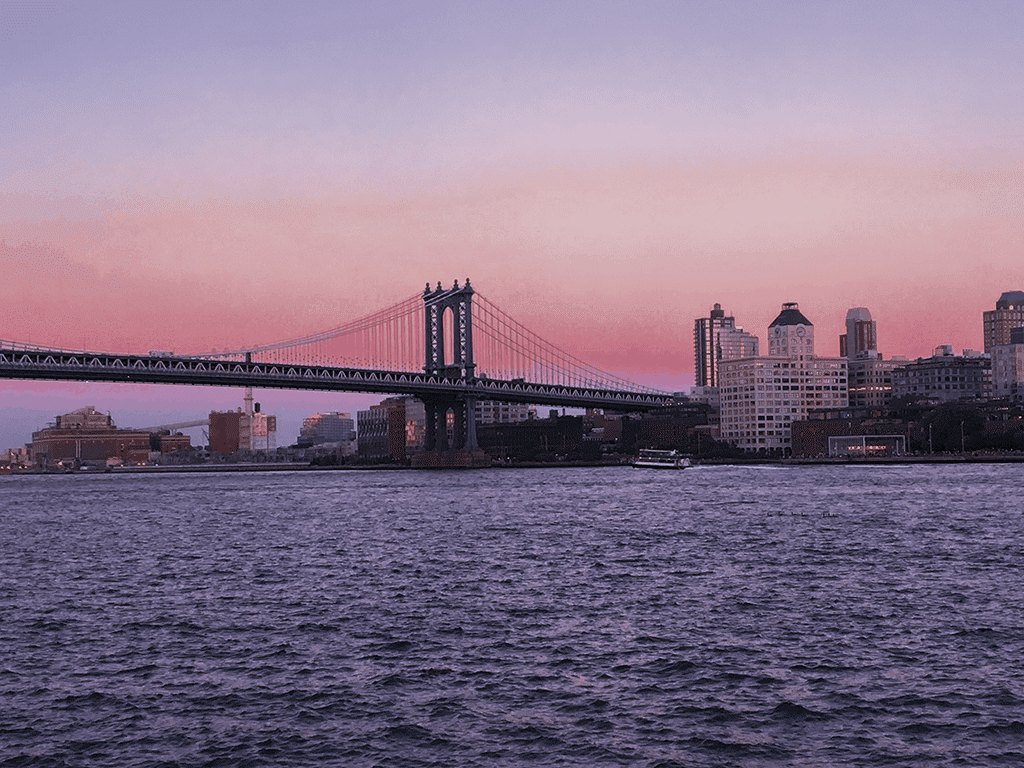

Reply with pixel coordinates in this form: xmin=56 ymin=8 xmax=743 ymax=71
xmin=719 ymin=303 xmax=847 ymax=453
xmin=983 ymin=291 xmax=1024 ymax=352
xmin=693 ymin=303 xmax=759 ymax=387
xmin=839 ymin=307 xmax=877 ymax=358
xmin=837 ymin=307 xmax=897 ymax=409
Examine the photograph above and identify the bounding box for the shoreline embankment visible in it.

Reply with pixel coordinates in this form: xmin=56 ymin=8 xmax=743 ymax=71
xmin=5 ymin=452 xmax=1024 ymax=476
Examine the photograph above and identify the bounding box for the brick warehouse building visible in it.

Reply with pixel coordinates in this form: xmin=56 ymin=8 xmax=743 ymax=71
xmin=31 ymin=406 xmax=190 ymax=466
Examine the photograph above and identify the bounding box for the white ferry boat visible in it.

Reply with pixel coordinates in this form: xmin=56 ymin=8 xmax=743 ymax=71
xmin=631 ymin=449 xmax=691 ymax=469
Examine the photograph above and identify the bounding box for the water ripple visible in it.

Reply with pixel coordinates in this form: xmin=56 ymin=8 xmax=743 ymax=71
xmin=2 ymin=465 xmax=1023 ymax=766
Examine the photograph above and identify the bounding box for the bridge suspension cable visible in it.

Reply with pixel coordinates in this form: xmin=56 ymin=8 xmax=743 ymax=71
xmin=1 ymin=339 xmax=95 ymax=355
xmin=194 ymin=293 xmax=425 ymax=372
xmin=192 ymin=288 xmax=662 ymax=394
xmin=472 ymin=293 xmax=662 ymax=395
xmin=3 ymin=284 xmax=667 ymax=398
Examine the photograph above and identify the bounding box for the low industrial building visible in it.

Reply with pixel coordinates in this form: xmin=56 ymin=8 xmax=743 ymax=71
xmin=476 ymin=413 xmax=584 ymax=462
xmin=790 ymin=408 xmax=911 ymax=458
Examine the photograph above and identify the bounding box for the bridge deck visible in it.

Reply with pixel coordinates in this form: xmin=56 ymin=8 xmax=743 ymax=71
xmin=0 ymin=349 xmax=672 ymax=411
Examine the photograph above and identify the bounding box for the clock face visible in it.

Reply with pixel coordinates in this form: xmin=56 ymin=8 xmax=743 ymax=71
xmin=796 ymin=326 xmax=805 ymax=337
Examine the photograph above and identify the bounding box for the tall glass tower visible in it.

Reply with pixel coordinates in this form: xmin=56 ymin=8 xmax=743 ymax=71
xmin=693 ymin=304 xmax=759 ymax=387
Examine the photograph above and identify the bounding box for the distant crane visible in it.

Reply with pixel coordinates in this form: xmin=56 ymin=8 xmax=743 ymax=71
xmin=135 ymin=418 xmax=210 ymax=432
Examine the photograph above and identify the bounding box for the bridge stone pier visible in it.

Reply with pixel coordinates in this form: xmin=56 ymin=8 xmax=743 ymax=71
xmin=413 ymin=280 xmax=490 ymax=468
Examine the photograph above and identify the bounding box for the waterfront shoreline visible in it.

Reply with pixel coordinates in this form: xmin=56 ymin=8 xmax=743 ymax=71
xmin=5 ymin=452 xmax=1024 ymax=475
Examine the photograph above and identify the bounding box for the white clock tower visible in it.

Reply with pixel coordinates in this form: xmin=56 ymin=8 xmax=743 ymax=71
xmin=768 ymin=302 xmax=814 ymax=358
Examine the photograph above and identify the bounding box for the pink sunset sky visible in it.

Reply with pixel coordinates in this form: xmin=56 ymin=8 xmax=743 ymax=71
xmin=2 ymin=0 xmax=1023 ymax=447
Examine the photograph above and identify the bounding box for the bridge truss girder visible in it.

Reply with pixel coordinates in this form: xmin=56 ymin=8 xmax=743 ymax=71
xmin=0 ymin=349 xmax=673 ymax=412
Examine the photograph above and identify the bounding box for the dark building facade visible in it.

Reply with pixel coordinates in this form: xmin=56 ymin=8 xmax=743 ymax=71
xmin=891 ymin=347 xmax=991 ymax=403
xmin=477 ymin=415 xmax=584 ymax=461
xmin=357 ymin=397 xmax=427 ymax=462
xmin=209 ymin=411 xmax=244 ymax=453
xmin=791 ymin=409 xmax=910 ymax=458
xmin=620 ymin=401 xmax=712 ymax=453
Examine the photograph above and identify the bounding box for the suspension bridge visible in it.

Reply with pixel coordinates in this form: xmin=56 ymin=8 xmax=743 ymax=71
xmin=1 ymin=280 xmax=672 ymax=457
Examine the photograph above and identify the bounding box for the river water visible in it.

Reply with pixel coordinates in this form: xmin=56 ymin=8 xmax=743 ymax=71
xmin=2 ymin=465 xmax=1022 ymax=767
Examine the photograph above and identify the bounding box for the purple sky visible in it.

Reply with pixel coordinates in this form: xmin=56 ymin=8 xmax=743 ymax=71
xmin=3 ymin=1 xmax=1023 ymax=447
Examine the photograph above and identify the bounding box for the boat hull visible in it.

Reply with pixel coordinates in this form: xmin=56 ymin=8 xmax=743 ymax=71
xmin=631 ymin=450 xmax=691 ymax=469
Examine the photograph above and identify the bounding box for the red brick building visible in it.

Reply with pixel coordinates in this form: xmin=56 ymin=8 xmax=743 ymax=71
xmin=31 ymin=406 xmax=191 ymax=466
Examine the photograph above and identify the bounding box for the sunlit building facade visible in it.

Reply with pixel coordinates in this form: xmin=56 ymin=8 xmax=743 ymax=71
xmin=298 ymin=412 xmax=354 ymax=448
xmin=251 ymin=413 xmax=277 ymax=451
xmin=357 ymin=397 xmax=426 ymax=461
xmin=839 ymin=307 xmax=877 ymax=359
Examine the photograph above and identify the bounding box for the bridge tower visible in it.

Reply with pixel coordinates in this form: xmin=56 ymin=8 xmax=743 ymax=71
xmin=418 ymin=279 xmax=483 ymax=464
xmin=423 ymin=279 xmax=475 ymax=378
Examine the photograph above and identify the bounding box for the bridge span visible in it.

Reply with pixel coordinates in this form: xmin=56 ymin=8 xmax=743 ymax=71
xmin=1 ymin=280 xmax=673 ymax=454
xmin=0 ymin=347 xmax=671 ymax=411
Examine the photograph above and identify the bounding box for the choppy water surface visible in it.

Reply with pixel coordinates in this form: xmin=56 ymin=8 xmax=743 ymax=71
xmin=2 ymin=465 xmax=1023 ymax=767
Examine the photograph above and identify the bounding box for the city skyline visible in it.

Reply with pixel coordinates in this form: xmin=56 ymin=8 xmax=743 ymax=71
xmin=2 ymin=290 xmax=1014 ymax=451
xmin=3 ymin=1 xmax=1023 ymax=444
